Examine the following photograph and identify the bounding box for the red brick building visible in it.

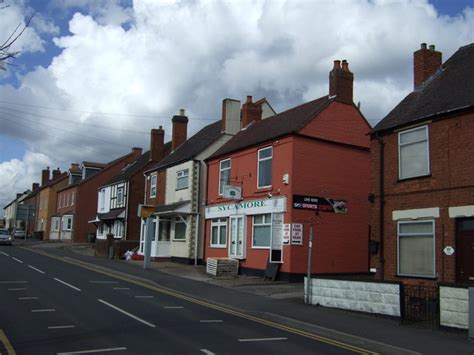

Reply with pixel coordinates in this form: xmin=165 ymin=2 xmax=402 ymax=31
xmin=369 ymin=43 xmax=474 ymax=286
xmin=204 ymin=60 xmax=371 ymax=280
xmin=54 ymin=149 xmax=143 ymax=242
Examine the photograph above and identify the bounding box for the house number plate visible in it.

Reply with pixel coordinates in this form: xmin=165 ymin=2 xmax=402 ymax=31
xmin=443 ymin=246 xmax=455 ymax=256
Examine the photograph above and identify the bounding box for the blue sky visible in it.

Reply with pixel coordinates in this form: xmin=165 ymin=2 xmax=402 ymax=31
xmin=0 ymin=0 xmax=473 ymax=212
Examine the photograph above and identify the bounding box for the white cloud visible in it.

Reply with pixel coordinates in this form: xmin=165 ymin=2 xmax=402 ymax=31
xmin=0 ymin=0 xmax=474 ymax=209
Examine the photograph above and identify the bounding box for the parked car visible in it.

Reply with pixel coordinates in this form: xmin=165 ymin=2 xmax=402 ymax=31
xmin=12 ymin=229 xmax=25 ymax=238
xmin=0 ymin=229 xmax=13 ymax=245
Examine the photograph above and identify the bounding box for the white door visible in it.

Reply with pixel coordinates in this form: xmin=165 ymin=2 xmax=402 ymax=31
xmin=229 ymin=215 xmax=245 ymax=259
xmin=155 ymin=218 xmax=171 ymax=257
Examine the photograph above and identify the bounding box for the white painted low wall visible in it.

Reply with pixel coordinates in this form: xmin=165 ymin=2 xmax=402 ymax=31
xmin=440 ymin=286 xmax=468 ymax=329
xmin=305 ymin=277 xmax=401 ymax=317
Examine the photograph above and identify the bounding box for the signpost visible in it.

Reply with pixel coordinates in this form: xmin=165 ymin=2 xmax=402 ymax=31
xmin=138 ymin=204 xmax=155 ymax=270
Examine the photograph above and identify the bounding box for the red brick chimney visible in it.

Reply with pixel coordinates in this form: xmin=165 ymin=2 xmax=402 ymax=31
xmin=41 ymin=167 xmax=50 ymax=186
xmin=171 ymin=109 xmax=188 ymax=151
xmin=150 ymin=125 xmax=165 ymax=162
xmin=132 ymin=147 xmax=143 ymax=157
xmin=241 ymin=96 xmax=263 ymax=129
xmin=414 ymin=43 xmax=442 ymax=89
xmin=52 ymin=168 xmax=61 ymax=181
xmin=329 ymin=59 xmax=354 ymax=105
xmin=32 ymin=183 xmax=39 ymax=191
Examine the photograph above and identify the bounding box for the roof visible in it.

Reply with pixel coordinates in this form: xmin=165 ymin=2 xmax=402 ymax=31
xmin=82 ymin=161 xmax=106 ymax=169
xmin=147 ymin=121 xmax=223 ymax=172
xmin=209 ymin=96 xmax=332 ymax=159
xmin=373 ymin=43 xmax=474 ymax=133
xmin=154 ymin=200 xmax=191 ymax=215
xmin=98 ymin=208 xmax=126 ymax=220
xmin=103 ymin=151 xmax=151 ymax=186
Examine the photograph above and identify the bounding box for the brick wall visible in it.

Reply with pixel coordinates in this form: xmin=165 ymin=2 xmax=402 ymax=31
xmin=370 ymin=111 xmax=474 ymax=285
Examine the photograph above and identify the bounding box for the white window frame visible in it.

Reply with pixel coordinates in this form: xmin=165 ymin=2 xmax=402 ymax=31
xmin=176 ymin=169 xmax=189 ymax=190
xmin=398 ymin=125 xmax=430 ymax=180
xmin=99 ymin=190 xmax=105 ymax=212
xmin=52 ymin=217 xmax=60 ymax=232
xmin=252 ymin=213 xmax=272 ymax=249
xmin=257 ymin=146 xmax=272 ymax=189
xmin=219 ymin=159 xmax=231 ymax=196
xmin=397 ymin=219 xmax=435 ymax=278
xmin=62 ymin=215 xmax=73 ymax=231
xmin=173 ymin=216 xmax=187 ymax=240
xmin=210 ymin=218 xmax=227 ymax=248
xmin=117 ymin=186 xmax=124 ymax=205
xmin=150 ymin=174 xmax=157 ymax=198
xmin=114 ymin=221 xmax=124 ymax=238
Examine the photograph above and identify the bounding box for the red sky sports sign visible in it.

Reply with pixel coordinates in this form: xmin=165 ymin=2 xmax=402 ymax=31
xmin=292 ymin=195 xmax=347 ymax=214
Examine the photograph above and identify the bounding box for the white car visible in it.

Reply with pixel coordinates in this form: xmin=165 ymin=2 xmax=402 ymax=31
xmin=0 ymin=229 xmax=13 ymax=245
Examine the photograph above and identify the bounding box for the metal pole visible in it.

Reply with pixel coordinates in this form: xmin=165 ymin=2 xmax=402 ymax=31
xmin=469 ymin=287 xmax=474 ymax=341
xmin=143 ymin=217 xmax=153 ymax=270
xmin=306 ymin=223 xmax=314 ymax=304
xmin=25 ymin=204 xmax=29 ymax=240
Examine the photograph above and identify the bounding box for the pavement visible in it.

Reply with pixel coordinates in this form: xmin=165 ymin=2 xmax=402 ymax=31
xmin=13 ymin=239 xmax=474 ymax=354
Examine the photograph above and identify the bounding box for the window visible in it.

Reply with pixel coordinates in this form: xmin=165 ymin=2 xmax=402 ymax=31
xmin=114 ymin=221 xmax=124 ymax=238
xmin=258 ymin=147 xmax=272 ymax=188
xmin=99 ymin=190 xmax=105 ymax=212
xmin=117 ymin=187 xmax=124 ymax=204
xmin=150 ymin=174 xmax=157 ymax=198
xmin=398 ymin=220 xmax=435 ymax=277
xmin=176 ymin=169 xmax=189 ymax=190
xmin=219 ymin=159 xmax=231 ymax=195
xmin=399 ymin=126 xmax=429 ymax=179
xmin=62 ymin=216 xmax=73 ymax=231
xmin=211 ymin=218 xmax=227 ymax=247
xmin=252 ymin=213 xmax=271 ymax=248
xmin=173 ymin=217 xmax=186 ymax=240
xmin=52 ymin=217 xmax=60 ymax=232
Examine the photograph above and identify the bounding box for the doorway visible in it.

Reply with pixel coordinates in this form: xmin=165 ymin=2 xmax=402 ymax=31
xmin=456 ymin=218 xmax=474 ymax=283
xmin=229 ymin=215 xmax=245 ymax=259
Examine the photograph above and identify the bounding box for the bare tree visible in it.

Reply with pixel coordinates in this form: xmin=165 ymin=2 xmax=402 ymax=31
xmin=0 ymin=0 xmax=35 ymax=70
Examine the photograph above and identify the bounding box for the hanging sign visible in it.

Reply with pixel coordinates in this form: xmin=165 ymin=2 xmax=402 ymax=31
xmin=293 ymin=195 xmax=347 ymax=214
xmin=282 ymin=224 xmax=291 ymax=245
xmin=291 ymin=223 xmax=303 ymax=245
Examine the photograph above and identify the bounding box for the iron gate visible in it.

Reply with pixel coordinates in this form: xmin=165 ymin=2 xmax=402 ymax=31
xmin=401 ymin=284 xmax=439 ymax=328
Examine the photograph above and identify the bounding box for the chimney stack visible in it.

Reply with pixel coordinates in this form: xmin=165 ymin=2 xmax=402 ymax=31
xmin=150 ymin=126 xmax=165 ymax=162
xmin=132 ymin=147 xmax=143 ymax=157
xmin=329 ymin=59 xmax=354 ymax=105
xmin=221 ymin=98 xmax=241 ymax=135
xmin=52 ymin=168 xmax=61 ymax=181
xmin=241 ymin=96 xmax=263 ymax=129
xmin=414 ymin=43 xmax=442 ymax=89
xmin=171 ymin=109 xmax=188 ymax=151
xmin=41 ymin=167 xmax=50 ymax=186
xmin=32 ymin=183 xmax=39 ymax=191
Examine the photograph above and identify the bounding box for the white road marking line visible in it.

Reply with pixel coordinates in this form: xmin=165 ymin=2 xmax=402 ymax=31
xmin=238 ymin=337 xmax=288 ymax=342
xmin=0 ymin=281 xmax=27 ymax=284
xmin=200 ymin=320 xmax=223 ymax=323
xmin=28 ymin=265 xmax=45 ymax=274
xmin=200 ymin=349 xmax=215 ymax=355
xmin=8 ymin=288 xmax=27 ymax=291
xmin=0 ymin=251 xmax=9 ymax=256
xmin=113 ymin=287 xmax=130 ymax=290
xmin=19 ymin=297 xmax=38 ymax=300
xmin=164 ymin=306 xmax=183 ymax=309
xmin=32 ymin=309 xmax=55 ymax=312
xmin=57 ymin=347 xmax=127 ymax=354
xmin=12 ymin=257 xmax=23 ymax=263
xmin=89 ymin=281 xmax=118 ymax=284
xmin=54 ymin=278 xmax=81 ymax=291
xmin=134 ymin=295 xmax=154 ymax=299
xmin=97 ymin=299 xmax=156 ymax=328
xmin=48 ymin=325 xmax=75 ymax=329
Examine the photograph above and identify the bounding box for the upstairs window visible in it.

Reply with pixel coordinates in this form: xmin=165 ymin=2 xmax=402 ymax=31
xmin=176 ymin=169 xmax=189 ymax=190
xmin=399 ymin=126 xmax=429 ymax=179
xmin=257 ymin=147 xmax=272 ymax=188
xmin=150 ymin=174 xmax=157 ymax=198
xmin=219 ymin=159 xmax=231 ymax=195
xmin=117 ymin=186 xmax=124 ymax=205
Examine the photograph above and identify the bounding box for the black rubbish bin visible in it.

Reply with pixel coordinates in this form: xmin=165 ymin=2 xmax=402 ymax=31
xmin=88 ymin=233 xmax=96 ymax=244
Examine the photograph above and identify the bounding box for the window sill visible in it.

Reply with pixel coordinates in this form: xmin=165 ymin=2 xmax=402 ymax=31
xmin=395 ymin=274 xmax=437 ymax=280
xmin=397 ymin=174 xmax=431 ymax=183
xmin=256 ymin=186 xmax=272 ymax=192
xmin=172 ymin=239 xmax=186 ymax=242
xmin=210 ymin=245 xmax=227 ymax=249
xmin=175 ymin=187 xmax=189 ymax=191
xmin=252 ymin=246 xmax=270 ymax=250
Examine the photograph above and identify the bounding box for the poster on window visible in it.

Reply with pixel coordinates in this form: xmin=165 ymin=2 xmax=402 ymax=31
xmin=282 ymin=224 xmax=291 ymax=245
xmin=291 ymin=223 xmax=303 ymax=245
xmin=271 ymin=213 xmax=283 ymax=250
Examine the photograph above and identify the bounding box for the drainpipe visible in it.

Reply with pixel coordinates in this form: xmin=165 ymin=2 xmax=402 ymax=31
xmin=194 ymin=160 xmax=201 ymax=266
xmin=375 ymin=133 xmax=385 ymax=281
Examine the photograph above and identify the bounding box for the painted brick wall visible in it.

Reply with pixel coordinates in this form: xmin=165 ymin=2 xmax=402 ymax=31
xmin=440 ymin=286 xmax=469 ymax=329
xmin=370 ymin=111 xmax=474 ymax=284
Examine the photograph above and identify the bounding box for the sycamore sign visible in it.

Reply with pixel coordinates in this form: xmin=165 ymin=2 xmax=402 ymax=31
xmin=205 ymin=197 xmax=286 ymax=219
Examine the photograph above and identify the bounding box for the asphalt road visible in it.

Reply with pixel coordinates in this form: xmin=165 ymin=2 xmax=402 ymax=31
xmin=0 ymin=245 xmax=372 ymax=355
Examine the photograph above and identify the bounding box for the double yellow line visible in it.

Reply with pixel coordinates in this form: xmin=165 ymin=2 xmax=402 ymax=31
xmin=25 ymin=247 xmax=378 ymax=355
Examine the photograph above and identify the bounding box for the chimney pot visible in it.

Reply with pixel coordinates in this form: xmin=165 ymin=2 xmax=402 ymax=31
xmin=52 ymin=168 xmax=61 ymax=181
xmin=246 ymin=95 xmax=253 ymax=103
xmin=421 ymin=43 xmax=427 ymax=49
xmin=341 ymin=60 xmax=349 ymax=72
xmin=429 ymin=44 xmax=435 ymax=50
xmin=179 ymin=108 xmax=185 ymax=116
xmin=333 ymin=60 xmax=341 ymax=69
